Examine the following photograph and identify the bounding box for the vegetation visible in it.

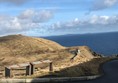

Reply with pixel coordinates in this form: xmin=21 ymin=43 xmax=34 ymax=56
xmin=0 ymin=34 xmax=65 ymax=67
xmin=0 ymin=34 xmax=112 ymax=78
xmin=34 ymin=57 xmax=114 ymax=77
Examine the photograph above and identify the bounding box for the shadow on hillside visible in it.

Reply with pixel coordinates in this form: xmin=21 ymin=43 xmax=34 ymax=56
xmin=31 ymin=58 xmax=109 ymax=83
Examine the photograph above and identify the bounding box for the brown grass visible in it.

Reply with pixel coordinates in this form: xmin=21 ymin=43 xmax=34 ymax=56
xmin=38 ymin=57 xmax=114 ymax=77
xmin=0 ymin=34 xmax=102 ymax=78
xmin=0 ymin=35 xmax=65 ymax=66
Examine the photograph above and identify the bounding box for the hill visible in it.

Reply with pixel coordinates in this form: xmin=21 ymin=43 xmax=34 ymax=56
xmin=0 ymin=34 xmax=101 ymax=78
xmin=0 ymin=34 xmax=65 ymax=66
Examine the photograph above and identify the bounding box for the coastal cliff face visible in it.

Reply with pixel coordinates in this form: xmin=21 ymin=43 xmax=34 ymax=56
xmin=0 ymin=35 xmax=100 ymax=76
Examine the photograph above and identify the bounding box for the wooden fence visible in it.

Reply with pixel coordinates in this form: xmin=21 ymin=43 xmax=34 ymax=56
xmin=4 ymin=60 xmax=53 ymax=78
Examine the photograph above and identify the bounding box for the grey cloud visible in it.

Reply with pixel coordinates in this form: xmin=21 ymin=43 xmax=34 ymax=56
xmin=90 ymin=0 xmax=118 ymax=11
xmin=32 ymin=10 xmax=53 ymax=23
xmin=0 ymin=0 xmax=28 ymax=5
xmin=18 ymin=9 xmax=35 ymax=19
xmin=18 ymin=9 xmax=54 ymax=23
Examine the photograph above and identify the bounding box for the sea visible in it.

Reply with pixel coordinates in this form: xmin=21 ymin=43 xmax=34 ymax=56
xmin=42 ymin=32 xmax=118 ymax=56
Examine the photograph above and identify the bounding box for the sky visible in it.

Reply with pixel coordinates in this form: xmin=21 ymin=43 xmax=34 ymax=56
xmin=0 ymin=0 xmax=118 ymax=36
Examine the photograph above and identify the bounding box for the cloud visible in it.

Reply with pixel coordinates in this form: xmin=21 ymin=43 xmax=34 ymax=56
xmin=18 ymin=9 xmax=54 ymax=23
xmin=90 ymin=0 xmax=118 ymax=11
xmin=0 ymin=0 xmax=28 ymax=5
xmin=0 ymin=9 xmax=54 ymax=36
xmin=0 ymin=8 xmax=118 ymax=36
xmin=18 ymin=9 xmax=34 ymax=19
xmin=32 ymin=10 xmax=53 ymax=23
xmin=46 ymin=15 xmax=118 ymax=35
xmin=51 ymin=18 xmax=80 ymax=29
xmin=88 ymin=15 xmax=118 ymax=24
xmin=0 ymin=16 xmax=32 ymax=34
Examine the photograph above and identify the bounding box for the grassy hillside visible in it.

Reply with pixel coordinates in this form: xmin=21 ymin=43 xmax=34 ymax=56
xmin=39 ymin=57 xmax=113 ymax=77
xmin=0 ymin=34 xmax=101 ymax=78
xmin=0 ymin=34 xmax=64 ymax=56
xmin=0 ymin=34 xmax=65 ymax=66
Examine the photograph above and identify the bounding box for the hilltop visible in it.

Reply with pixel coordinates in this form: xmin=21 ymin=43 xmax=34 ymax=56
xmin=0 ymin=34 xmax=65 ymax=66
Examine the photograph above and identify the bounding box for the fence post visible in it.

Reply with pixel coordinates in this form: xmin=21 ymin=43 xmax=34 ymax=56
xmin=49 ymin=62 xmax=53 ymax=72
xmin=30 ymin=63 xmax=35 ymax=75
xmin=5 ymin=67 xmax=11 ymax=78
xmin=26 ymin=65 xmax=31 ymax=76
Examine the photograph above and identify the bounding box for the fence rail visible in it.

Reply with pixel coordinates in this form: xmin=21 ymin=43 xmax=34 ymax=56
xmin=1 ymin=60 xmax=53 ymax=78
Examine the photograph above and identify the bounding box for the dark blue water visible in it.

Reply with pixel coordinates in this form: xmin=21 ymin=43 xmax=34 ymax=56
xmin=43 ymin=32 xmax=118 ymax=56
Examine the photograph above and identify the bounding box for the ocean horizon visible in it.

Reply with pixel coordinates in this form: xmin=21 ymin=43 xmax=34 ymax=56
xmin=41 ymin=32 xmax=118 ymax=56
